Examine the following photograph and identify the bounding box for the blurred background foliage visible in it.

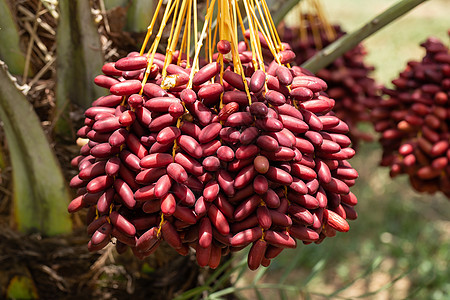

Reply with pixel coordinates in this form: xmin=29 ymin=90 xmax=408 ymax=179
xmin=304 ymin=0 xmax=450 ymax=85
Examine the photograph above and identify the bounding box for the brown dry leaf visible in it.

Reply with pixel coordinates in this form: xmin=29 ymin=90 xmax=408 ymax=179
xmin=106 ymin=6 xmax=138 ymax=51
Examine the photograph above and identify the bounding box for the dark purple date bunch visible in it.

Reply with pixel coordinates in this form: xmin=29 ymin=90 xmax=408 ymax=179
xmin=68 ymin=38 xmax=359 ymax=270
xmin=278 ymin=17 xmax=381 ymax=147
xmin=371 ymin=36 xmax=450 ymax=198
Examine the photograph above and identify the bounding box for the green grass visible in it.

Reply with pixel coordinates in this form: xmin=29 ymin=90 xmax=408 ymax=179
xmin=330 ymin=0 xmax=450 ymax=86
xmin=285 ymin=0 xmax=450 ymax=85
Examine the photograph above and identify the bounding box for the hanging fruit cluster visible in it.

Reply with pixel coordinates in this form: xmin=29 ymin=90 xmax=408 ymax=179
xmin=68 ymin=0 xmax=359 ymax=270
xmin=372 ymin=36 xmax=450 ymax=197
xmin=278 ymin=0 xmax=380 ymax=147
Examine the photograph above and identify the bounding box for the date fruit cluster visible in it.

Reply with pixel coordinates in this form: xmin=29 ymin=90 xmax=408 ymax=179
xmin=68 ymin=39 xmax=359 ymax=270
xmin=371 ymin=36 xmax=450 ymax=197
xmin=279 ymin=20 xmax=380 ymax=147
